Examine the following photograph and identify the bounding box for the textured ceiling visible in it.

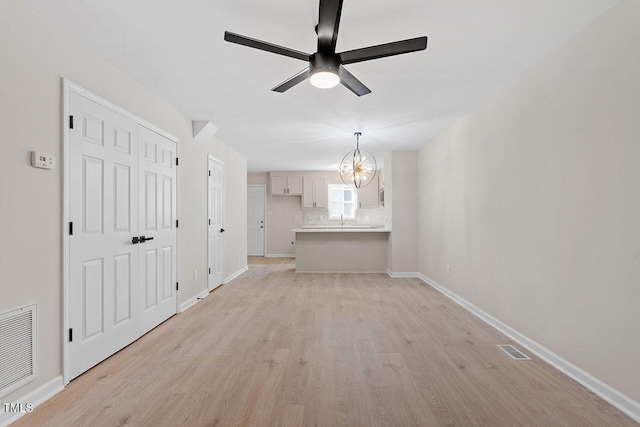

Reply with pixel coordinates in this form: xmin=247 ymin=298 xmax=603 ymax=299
xmin=27 ymin=0 xmax=619 ymax=171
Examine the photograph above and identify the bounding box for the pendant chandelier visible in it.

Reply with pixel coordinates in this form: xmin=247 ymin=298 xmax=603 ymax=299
xmin=339 ymin=132 xmax=377 ymax=189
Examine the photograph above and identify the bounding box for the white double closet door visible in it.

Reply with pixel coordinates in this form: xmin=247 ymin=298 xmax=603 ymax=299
xmin=68 ymin=91 xmax=176 ymax=380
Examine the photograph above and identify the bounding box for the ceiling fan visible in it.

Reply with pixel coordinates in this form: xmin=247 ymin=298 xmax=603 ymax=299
xmin=224 ymin=0 xmax=428 ymax=96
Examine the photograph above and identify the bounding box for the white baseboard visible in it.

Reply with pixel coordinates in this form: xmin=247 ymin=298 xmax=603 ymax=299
xmin=0 ymin=375 xmax=64 ymax=427
xmin=224 ymin=266 xmax=248 ymax=284
xmin=179 ymin=266 xmax=248 ymax=313
xmin=296 ymin=270 xmax=387 ymax=274
xmin=265 ymin=254 xmax=295 ymax=258
xmin=179 ymin=289 xmax=209 ymax=313
xmin=386 ymin=270 xmax=420 ymax=278
xmin=417 ymin=273 xmax=640 ymax=423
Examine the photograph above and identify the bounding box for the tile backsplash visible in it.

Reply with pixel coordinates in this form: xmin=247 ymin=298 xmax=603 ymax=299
xmin=303 ymin=207 xmax=385 ymax=227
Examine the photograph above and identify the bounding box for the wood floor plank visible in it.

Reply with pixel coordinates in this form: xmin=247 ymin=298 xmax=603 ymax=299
xmin=331 ymin=327 xmax=372 ymax=427
xmin=12 ymin=257 xmax=638 ymax=427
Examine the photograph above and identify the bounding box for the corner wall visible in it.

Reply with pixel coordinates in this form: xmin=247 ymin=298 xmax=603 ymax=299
xmin=180 ymin=137 xmax=247 ymax=297
xmin=0 ymin=0 xmax=246 ymax=407
xmin=385 ymin=152 xmax=418 ymax=273
xmin=417 ymin=0 xmax=640 ymax=404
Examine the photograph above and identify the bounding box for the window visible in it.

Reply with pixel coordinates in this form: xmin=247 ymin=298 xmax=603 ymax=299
xmin=328 ymin=184 xmax=357 ymax=219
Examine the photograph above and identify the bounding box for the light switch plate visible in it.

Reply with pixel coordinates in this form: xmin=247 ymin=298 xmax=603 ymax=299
xmin=31 ymin=151 xmax=55 ymax=169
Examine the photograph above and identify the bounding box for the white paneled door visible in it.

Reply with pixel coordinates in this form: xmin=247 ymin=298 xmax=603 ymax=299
xmin=208 ymin=157 xmax=224 ymax=290
xmin=247 ymin=186 xmax=265 ymax=256
xmin=68 ymin=91 xmax=176 ymax=380
xmin=138 ymin=127 xmax=177 ymax=333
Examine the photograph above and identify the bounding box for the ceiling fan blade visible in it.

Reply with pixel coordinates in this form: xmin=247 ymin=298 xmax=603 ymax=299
xmin=224 ymin=31 xmax=310 ymax=61
xmin=339 ymin=36 xmax=427 ymax=65
xmin=317 ymin=0 xmax=343 ymax=53
xmin=338 ymin=66 xmax=371 ymax=97
xmin=271 ymin=68 xmax=311 ymax=92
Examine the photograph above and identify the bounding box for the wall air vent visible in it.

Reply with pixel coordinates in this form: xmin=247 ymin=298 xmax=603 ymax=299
xmin=0 ymin=304 xmax=37 ymax=397
xmin=497 ymin=344 xmax=530 ymax=360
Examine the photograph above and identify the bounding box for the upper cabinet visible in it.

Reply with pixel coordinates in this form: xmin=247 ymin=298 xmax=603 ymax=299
xmin=271 ymin=175 xmax=302 ymax=195
xmin=288 ymin=176 xmax=303 ymax=195
xmin=302 ymin=177 xmax=327 ymax=208
xmin=357 ymin=174 xmax=380 ymax=208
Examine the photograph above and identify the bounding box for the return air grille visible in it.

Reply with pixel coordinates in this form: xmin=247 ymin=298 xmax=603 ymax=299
xmin=0 ymin=304 xmax=37 ymax=397
xmin=497 ymin=344 xmax=530 ymax=360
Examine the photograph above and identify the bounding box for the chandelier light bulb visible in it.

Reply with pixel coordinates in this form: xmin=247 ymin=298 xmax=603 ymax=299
xmin=339 ymin=132 xmax=377 ymax=189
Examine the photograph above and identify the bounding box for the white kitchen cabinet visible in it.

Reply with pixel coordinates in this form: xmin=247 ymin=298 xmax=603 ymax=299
xmin=271 ymin=175 xmax=302 ymax=195
xmin=288 ymin=176 xmax=303 ymax=195
xmin=302 ymin=177 xmax=327 ymax=208
xmin=357 ymin=175 xmax=380 ymax=208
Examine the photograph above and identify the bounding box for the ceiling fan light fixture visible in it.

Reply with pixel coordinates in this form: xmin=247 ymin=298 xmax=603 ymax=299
xmin=224 ymin=0 xmax=428 ymax=96
xmin=309 ymin=68 xmax=340 ymax=89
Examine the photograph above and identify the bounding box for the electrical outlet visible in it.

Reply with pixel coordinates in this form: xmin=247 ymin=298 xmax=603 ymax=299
xmin=194 ymin=269 xmax=198 ymax=280
xmin=447 ymin=265 xmax=451 ymax=276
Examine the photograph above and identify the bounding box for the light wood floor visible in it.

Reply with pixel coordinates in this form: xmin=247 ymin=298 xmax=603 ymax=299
xmin=15 ymin=257 xmax=637 ymax=426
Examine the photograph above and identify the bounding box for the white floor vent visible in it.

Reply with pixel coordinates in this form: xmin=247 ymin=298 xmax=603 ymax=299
xmin=497 ymin=344 xmax=530 ymax=360
xmin=0 ymin=304 xmax=37 ymax=397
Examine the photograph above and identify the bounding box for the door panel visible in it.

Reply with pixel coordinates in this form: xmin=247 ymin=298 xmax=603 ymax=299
xmin=162 ymin=246 xmax=173 ymax=301
xmin=144 ymin=172 xmax=157 ymax=231
xmin=82 ymin=258 xmax=104 ymax=340
xmin=247 ymin=186 xmax=265 ymax=256
xmin=138 ymin=126 xmax=176 ymax=333
xmin=208 ymin=158 xmax=225 ymax=290
xmin=144 ymin=248 xmax=158 ymax=309
xmin=113 ymin=164 xmax=132 ymax=232
xmin=162 ymin=176 xmax=173 ymax=229
xmin=82 ymin=156 xmax=104 ymax=234
xmin=113 ymin=253 xmax=132 ymax=325
xmin=69 ymin=93 xmax=140 ymax=379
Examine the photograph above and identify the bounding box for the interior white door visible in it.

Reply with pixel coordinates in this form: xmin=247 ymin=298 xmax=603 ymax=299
xmin=68 ymin=92 xmax=140 ymax=379
xmin=247 ymin=186 xmax=265 ymax=256
xmin=68 ymin=91 xmax=177 ymax=381
xmin=208 ymin=157 xmax=225 ymax=290
xmin=138 ymin=126 xmax=177 ymax=333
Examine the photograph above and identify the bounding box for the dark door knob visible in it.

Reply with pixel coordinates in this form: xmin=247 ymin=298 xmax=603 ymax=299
xmin=132 ymin=236 xmax=140 ymax=244
xmin=220 ymin=228 xmax=225 ymax=233
xmin=140 ymin=236 xmax=154 ymax=243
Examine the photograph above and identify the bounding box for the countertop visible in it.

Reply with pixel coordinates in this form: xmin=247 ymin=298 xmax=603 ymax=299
xmin=292 ymin=227 xmax=391 ymax=233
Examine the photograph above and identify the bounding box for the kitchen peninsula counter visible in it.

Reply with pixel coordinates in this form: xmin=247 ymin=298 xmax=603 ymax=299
xmin=292 ymin=227 xmax=391 ymax=233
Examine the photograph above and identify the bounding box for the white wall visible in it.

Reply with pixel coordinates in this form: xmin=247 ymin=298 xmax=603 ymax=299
xmin=0 ymin=0 xmax=246 ymax=405
xmin=417 ymin=0 xmax=640 ymax=404
xmin=181 ymin=139 xmax=247 ymax=297
xmin=384 ymin=152 xmax=418 ymax=273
